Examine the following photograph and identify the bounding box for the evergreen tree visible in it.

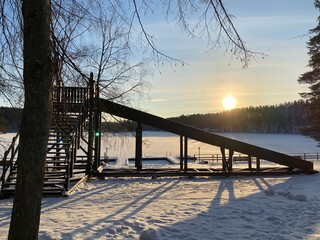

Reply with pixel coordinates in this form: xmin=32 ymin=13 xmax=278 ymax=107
xmin=298 ymin=0 xmax=320 ymax=143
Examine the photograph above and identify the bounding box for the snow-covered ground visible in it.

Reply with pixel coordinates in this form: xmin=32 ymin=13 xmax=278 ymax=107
xmin=0 ymin=133 xmax=320 ymax=239
xmin=1 ymin=166 xmax=320 ymax=239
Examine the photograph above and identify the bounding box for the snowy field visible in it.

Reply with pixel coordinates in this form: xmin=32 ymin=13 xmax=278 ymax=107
xmin=0 ymin=133 xmax=320 ymax=239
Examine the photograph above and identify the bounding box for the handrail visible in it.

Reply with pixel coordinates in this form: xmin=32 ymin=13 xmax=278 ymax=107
xmin=193 ymin=152 xmax=320 ymax=163
xmin=1 ymin=82 xmax=94 ymax=194
xmin=0 ymin=133 xmax=20 ymax=190
xmin=63 ymin=83 xmax=94 ymax=189
xmin=53 ymin=86 xmax=89 ymax=104
xmin=52 ymin=83 xmax=93 ymax=190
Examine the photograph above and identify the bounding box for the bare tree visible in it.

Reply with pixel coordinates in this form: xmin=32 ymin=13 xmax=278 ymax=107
xmin=130 ymin=0 xmax=264 ymax=67
xmin=8 ymin=0 xmax=52 ymax=239
xmin=0 ymin=0 xmax=264 ymax=238
xmin=0 ymin=0 xmax=24 ymax=106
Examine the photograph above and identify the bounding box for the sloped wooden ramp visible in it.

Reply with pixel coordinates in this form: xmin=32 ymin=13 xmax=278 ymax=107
xmin=98 ymin=98 xmax=316 ymax=177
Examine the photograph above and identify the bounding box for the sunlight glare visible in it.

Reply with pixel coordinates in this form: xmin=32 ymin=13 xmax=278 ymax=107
xmin=222 ymin=95 xmax=237 ymax=110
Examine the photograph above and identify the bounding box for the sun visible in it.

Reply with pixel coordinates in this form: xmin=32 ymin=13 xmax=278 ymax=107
xmin=222 ymin=95 xmax=237 ymax=110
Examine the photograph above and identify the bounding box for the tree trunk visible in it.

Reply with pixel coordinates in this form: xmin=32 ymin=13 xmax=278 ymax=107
xmin=8 ymin=0 xmax=52 ymax=239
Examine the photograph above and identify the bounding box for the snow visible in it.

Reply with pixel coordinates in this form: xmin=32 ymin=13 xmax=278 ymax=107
xmin=0 ymin=165 xmax=320 ymax=239
xmin=101 ymin=132 xmax=320 ymax=162
xmin=0 ymin=133 xmax=320 ymax=239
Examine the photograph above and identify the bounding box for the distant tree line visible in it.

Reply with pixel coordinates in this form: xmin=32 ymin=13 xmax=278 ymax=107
xmin=169 ymin=101 xmax=308 ymax=134
xmin=101 ymin=101 xmax=309 ymax=134
xmin=0 ymin=107 xmax=22 ymax=133
xmin=1 ymin=101 xmax=310 ymax=134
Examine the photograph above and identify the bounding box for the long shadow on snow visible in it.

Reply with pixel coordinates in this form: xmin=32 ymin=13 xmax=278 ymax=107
xmin=60 ymin=178 xmax=181 ymax=239
xmin=154 ymin=176 xmax=319 ymax=240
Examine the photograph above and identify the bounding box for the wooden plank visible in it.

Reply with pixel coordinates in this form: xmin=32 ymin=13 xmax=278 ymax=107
xmin=95 ymin=167 xmax=309 ymax=178
xmin=184 ymin=137 xmax=188 ymax=171
xmin=135 ymin=122 xmax=143 ymax=171
xmin=67 ymin=175 xmax=88 ymax=195
xmin=180 ymin=135 xmax=183 ymax=171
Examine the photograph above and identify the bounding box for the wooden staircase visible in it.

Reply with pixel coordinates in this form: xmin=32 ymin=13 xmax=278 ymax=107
xmin=0 ymin=85 xmax=94 ymax=198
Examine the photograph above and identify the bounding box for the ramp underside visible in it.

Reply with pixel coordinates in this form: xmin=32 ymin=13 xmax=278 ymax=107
xmin=99 ymin=99 xmax=314 ymax=172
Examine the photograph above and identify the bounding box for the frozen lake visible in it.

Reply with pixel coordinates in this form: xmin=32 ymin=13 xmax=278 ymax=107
xmin=100 ymin=131 xmax=320 ymax=162
xmin=0 ymin=131 xmax=319 ymax=163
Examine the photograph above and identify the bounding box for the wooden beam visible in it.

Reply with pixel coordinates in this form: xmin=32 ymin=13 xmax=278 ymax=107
xmin=86 ymin=73 xmax=94 ymax=177
xmin=184 ymin=137 xmax=188 ymax=172
xmin=220 ymin=147 xmax=227 ymax=172
xmin=135 ymin=122 xmax=143 ymax=171
xmin=228 ymin=149 xmax=234 ymax=172
xmin=180 ymin=135 xmax=183 ymax=171
xmin=257 ymin=157 xmax=260 ymax=171
xmin=248 ymin=155 xmax=252 ymax=170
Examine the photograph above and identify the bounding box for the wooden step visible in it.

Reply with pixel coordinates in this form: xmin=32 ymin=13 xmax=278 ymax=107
xmin=45 ymin=160 xmax=68 ymax=164
xmin=44 ymin=165 xmax=67 ymax=170
xmin=7 ymin=172 xmax=67 ymax=180
xmin=47 ymin=140 xmax=71 ymax=145
xmin=46 ymin=155 xmax=68 ymax=158
xmin=1 ymin=186 xmax=66 ymax=198
xmin=4 ymin=180 xmax=66 ymax=186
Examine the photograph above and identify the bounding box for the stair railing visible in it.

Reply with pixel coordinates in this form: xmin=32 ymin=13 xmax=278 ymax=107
xmin=0 ymin=133 xmax=19 ymax=191
xmin=52 ymin=83 xmax=92 ymax=190
xmin=51 ymin=77 xmax=95 ymax=188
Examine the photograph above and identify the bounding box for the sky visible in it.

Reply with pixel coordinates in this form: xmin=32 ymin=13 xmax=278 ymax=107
xmin=132 ymin=0 xmax=318 ymax=118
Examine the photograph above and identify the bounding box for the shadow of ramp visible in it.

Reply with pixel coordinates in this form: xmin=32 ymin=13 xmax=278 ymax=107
xmin=10 ymin=174 xmax=315 ymax=240
xmin=59 ymin=178 xmax=181 ymax=240
xmin=152 ymin=176 xmax=320 ymax=240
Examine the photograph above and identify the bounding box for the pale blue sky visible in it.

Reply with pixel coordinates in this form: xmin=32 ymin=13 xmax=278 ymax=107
xmin=133 ymin=0 xmax=318 ymax=118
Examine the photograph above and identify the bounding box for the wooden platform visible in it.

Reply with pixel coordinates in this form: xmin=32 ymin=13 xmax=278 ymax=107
xmin=96 ymin=167 xmax=318 ymax=178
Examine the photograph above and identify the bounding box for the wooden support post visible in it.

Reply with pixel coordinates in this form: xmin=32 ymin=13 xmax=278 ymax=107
xmin=135 ymin=122 xmax=143 ymax=171
xmin=248 ymin=155 xmax=252 ymax=170
xmin=256 ymin=157 xmax=260 ymax=171
xmin=86 ymin=72 xmax=94 ymax=177
xmin=180 ymin=135 xmax=183 ymax=171
xmin=98 ymin=111 xmax=102 ymax=165
xmin=220 ymin=147 xmax=227 ymax=172
xmin=228 ymin=149 xmax=234 ymax=172
xmin=184 ymin=137 xmax=188 ymax=172
xmin=93 ymin=82 xmax=101 ymax=171
xmin=66 ymin=151 xmax=71 ymax=191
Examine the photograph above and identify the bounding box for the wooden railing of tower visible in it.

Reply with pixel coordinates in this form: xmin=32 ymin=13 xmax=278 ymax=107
xmin=0 ymin=134 xmax=19 ymax=191
xmin=52 ymin=74 xmax=102 ymax=180
xmin=0 ymin=74 xmax=101 ymax=196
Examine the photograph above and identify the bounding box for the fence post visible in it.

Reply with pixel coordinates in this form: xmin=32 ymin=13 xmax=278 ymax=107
xmin=184 ymin=137 xmax=188 ymax=172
